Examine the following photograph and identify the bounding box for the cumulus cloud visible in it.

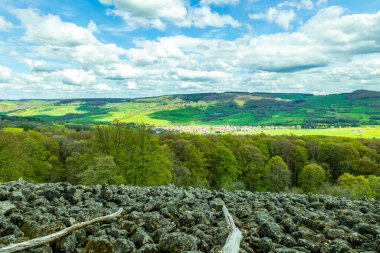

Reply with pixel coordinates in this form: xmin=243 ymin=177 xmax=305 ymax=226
xmin=126 ymin=7 xmax=380 ymax=81
xmin=250 ymin=8 xmax=296 ymax=30
xmin=96 ymin=63 xmax=144 ymax=80
xmin=176 ymin=6 xmax=240 ymax=28
xmin=52 ymin=69 xmax=96 ymax=85
xmin=200 ymin=0 xmax=239 ymax=6
xmin=278 ymin=0 xmax=328 ymax=10
xmin=13 ymin=9 xmax=126 ymax=64
xmin=14 ymin=9 xmax=97 ymax=46
xmin=24 ymin=59 xmax=59 ymax=72
xmin=173 ymin=68 xmax=231 ymax=82
xmin=2 ymin=5 xmax=380 ymax=97
xmin=0 ymin=16 xmax=13 ymax=31
xmin=101 ymin=0 xmax=187 ymax=20
xmin=126 ymin=81 xmax=138 ymax=90
xmin=100 ymin=0 xmax=239 ymax=30
xmin=87 ymin=20 xmax=99 ymax=33
xmin=94 ymin=83 xmax=119 ymax=92
xmin=0 ymin=65 xmax=12 ymax=82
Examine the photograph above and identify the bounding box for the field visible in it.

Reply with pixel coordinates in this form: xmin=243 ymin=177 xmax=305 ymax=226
xmin=251 ymin=126 xmax=380 ymax=139
xmin=0 ymin=90 xmax=379 ymax=131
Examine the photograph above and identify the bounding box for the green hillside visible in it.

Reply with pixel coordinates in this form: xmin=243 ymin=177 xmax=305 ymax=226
xmin=0 ymin=89 xmax=379 ymax=127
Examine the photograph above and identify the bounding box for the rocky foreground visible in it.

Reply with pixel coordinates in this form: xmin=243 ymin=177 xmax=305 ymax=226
xmin=0 ymin=180 xmax=379 ymax=253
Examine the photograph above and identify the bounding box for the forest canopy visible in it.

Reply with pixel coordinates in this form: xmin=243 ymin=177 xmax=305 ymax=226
xmin=0 ymin=122 xmax=379 ymax=200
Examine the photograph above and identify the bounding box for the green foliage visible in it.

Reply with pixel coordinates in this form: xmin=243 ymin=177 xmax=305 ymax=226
xmin=209 ymin=144 xmax=240 ymax=189
xmin=266 ymin=156 xmax=292 ymax=192
xmin=337 ymin=173 xmax=380 ymax=199
xmin=0 ymin=122 xmax=380 ymax=200
xmin=79 ymin=156 xmax=124 ymax=185
xmin=244 ymin=163 xmax=270 ymax=192
xmin=299 ymin=164 xmax=326 ymax=193
xmin=238 ymin=144 xmax=269 ymax=191
xmin=293 ymin=146 xmax=308 ymax=186
xmin=320 ymin=142 xmax=360 ymax=180
xmin=93 ymin=124 xmax=172 ymax=186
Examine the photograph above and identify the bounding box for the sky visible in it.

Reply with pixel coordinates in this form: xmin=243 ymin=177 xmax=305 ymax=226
xmin=0 ymin=0 xmax=379 ymax=99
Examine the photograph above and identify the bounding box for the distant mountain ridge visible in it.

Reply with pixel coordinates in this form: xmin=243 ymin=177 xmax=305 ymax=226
xmin=0 ymin=90 xmax=379 ymax=127
xmin=348 ymin=89 xmax=380 ymax=100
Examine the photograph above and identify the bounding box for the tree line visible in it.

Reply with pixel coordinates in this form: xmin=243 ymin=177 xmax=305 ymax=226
xmin=0 ymin=123 xmax=379 ymax=199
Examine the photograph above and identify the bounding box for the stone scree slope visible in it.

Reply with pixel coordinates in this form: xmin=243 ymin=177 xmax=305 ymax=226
xmin=0 ymin=180 xmax=379 ymax=253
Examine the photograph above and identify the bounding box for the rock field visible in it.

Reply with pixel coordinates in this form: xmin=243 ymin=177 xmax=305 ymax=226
xmin=0 ymin=180 xmax=379 ymax=253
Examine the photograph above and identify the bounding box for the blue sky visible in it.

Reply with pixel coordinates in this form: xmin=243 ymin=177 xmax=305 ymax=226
xmin=0 ymin=0 xmax=379 ymax=99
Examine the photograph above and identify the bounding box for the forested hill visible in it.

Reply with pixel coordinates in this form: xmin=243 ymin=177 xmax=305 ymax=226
xmin=0 ymin=124 xmax=379 ymax=200
xmin=1 ymin=89 xmax=379 ymax=127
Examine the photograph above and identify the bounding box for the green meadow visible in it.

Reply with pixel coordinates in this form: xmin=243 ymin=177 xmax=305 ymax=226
xmin=0 ymin=90 xmax=379 ymax=139
xmin=249 ymin=126 xmax=380 ymax=139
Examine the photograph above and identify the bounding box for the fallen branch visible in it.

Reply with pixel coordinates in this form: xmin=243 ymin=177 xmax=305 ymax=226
xmin=0 ymin=208 xmax=123 ymax=253
xmin=221 ymin=205 xmax=243 ymax=253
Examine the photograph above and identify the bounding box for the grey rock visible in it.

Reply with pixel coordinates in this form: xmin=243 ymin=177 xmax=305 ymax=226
xmin=325 ymin=228 xmax=346 ymax=240
xmin=44 ymin=189 xmax=61 ymax=201
xmin=114 ymin=238 xmax=136 ymax=253
xmin=159 ymin=232 xmax=198 ymax=253
xmin=55 ymin=234 xmax=76 ymax=253
xmin=258 ymin=221 xmax=283 ymax=241
xmin=353 ymin=222 xmax=377 ymax=236
xmin=209 ymin=198 xmax=225 ymax=209
xmin=0 ymin=201 xmax=15 ymax=215
xmin=83 ymin=236 xmax=113 ymax=253
xmin=321 ymin=239 xmax=351 ymax=253
xmin=137 ymin=243 xmax=159 ymax=253
xmin=132 ymin=227 xmax=154 ymax=247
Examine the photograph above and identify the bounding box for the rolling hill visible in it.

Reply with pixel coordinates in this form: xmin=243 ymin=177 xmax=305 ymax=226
xmin=0 ymin=90 xmax=379 ymax=127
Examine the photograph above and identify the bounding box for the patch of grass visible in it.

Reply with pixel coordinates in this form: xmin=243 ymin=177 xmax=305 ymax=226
xmin=1 ymin=127 xmax=24 ymax=133
xmin=250 ymin=126 xmax=380 ymax=139
xmin=10 ymin=104 xmax=85 ymax=118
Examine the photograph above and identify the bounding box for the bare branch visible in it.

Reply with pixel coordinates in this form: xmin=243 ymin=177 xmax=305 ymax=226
xmin=0 ymin=208 xmax=123 ymax=253
xmin=221 ymin=205 xmax=243 ymax=253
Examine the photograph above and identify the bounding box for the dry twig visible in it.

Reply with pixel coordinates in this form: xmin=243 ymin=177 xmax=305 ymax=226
xmin=221 ymin=205 xmax=243 ymax=253
xmin=0 ymin=208 xmax=123 ymax=253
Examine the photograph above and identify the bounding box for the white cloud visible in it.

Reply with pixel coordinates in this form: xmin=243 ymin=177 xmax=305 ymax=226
xmin=24 ymin=59 xmax=58 ymax=72
xmin=300 ymin=6 xmax=380 ymax=55
xmin=100 ymin=0 xmax=239 ymax=30
xmin=250 ymin=8 xmax=296 ymax=30
xmin=0 ymin=65 xmax=12 ymax=82
xmin=102 ymin=0 xmax=187 ymax=20
xmin=107 ymin=10 xmax=167 ymax=30
xmin=3 ymin=6 xmax=380 ymax=98
xmin=278 ymin=0 xmax=327 ymax=10
xmin=94 ymin=83 xmax=116 ymax=91
xmin=13 ymin=9 xmax=126 ymax=65
xmin=127 ymin=40 xmax=184 ymax=65
xmin=200 ymin=0 xmax=239 ymax=6
xmin=0 ymin=16 xmax=13 ymax=31
xmin=14 ymin=9 xmax=98 ymax=47
xmin=96 ymin=63 xmax=144 ymax=80
xmin=173 ymin=68 xmax=231 ymax=82
xmin=126 ymin=81 xmax=138 ymax=90
xmin=87 ymin=20 xmax=99 ymax=32
xmin=52 ymin=69 xmax=96 ymax=85
xmin=176 ymin=6 xmax=240 ymax=28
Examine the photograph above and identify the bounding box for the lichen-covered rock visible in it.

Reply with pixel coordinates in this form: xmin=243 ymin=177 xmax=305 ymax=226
xmin=159 ymin=232 xmax=198 ymax=252
xmin=0 ymin=201 xmax=15 ymax=215
xmin=114 ymin=238 xmax=136 ymax=253
xmin=132 ymin=227 xmax=154 ymax=247
xmin=56 ymin=234 xmax=77 ymax=253
xmin=83 ymin=237 xmax=113 ymax=253
xmin=258 ymin=222 xmax=283 ymax=241
xmin=0 ymin=181 xmax=379 ymax=253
